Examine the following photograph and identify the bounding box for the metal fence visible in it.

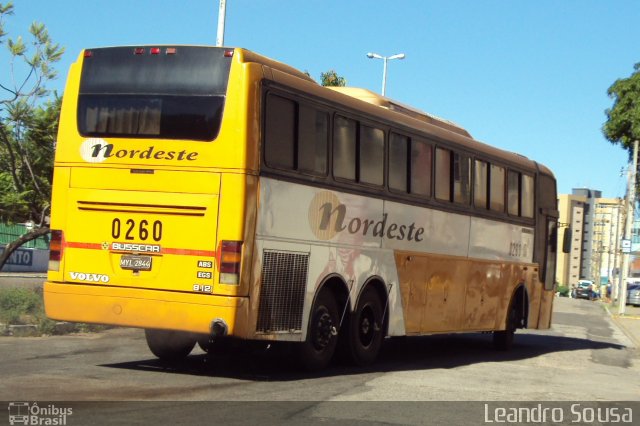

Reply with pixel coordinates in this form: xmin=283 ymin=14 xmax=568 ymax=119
xmin=0 ymin=223 xmax=49 ymax=249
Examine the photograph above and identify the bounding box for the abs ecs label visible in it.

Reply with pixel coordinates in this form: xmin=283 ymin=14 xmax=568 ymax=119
xmin=69 ymin=272 xmax=110 ymax=283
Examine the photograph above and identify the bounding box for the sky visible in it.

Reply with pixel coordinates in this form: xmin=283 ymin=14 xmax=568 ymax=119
xmin=2 ymin=0 xmax=638 ymax=198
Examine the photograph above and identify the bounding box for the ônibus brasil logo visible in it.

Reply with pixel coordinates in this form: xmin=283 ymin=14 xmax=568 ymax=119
xmin=7 ymin=402 xmax=73 ymax=425
xmin=80 ymin=138 xmax=198 ymax=163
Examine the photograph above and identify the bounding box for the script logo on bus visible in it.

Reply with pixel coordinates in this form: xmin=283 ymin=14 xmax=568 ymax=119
xmin=308 ymin=191 xmax=425 ymax=242
xmin=80 ymin=138 xmax=199 ymax=163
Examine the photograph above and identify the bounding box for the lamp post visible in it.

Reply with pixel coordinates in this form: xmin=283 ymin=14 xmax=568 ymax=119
xmin=366 ymin=52 xmax=405 ymax=96
xmin=216 ymin=0 xmax=227 ymax=47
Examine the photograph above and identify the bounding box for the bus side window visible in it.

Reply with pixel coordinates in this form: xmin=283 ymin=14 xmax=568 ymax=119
xmin=298 ymin=105 xmax=328 ymax=175
xmin=474 ymin=159 xmax=489 ymax=209
xmin=435 ymin=147 xmax=451 ymax=201
xmin=453 ymin=152 xmax=471 ymax=204
xmin=411 ymin=139 xmax=432 ymax=196
xmin=389 ymin=133 xmax=408 ymax=192
xmin=521 ymin=174 xmax=535 ymax=218
xmin=490 ymin=164 xmax=505 ymax=212
xmin=359 ymin=125 xmax=384 ymax=186
xmin=333 ymin=115 xmax=357 ymax=181
xmin=507 ymin=170 xmax=520 ymax=216
xmin=264 ymin=94 xmax=296 ymax=170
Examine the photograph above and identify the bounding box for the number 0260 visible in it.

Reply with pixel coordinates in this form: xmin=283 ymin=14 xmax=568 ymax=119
xmin=111 ymin=218 xmax=162 ymax=241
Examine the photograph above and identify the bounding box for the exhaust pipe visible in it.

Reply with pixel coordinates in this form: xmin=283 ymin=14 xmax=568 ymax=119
xmin=210 ymin=318 xmax=228 ymax=338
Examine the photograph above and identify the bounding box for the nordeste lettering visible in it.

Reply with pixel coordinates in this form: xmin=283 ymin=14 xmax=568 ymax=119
xmin=90 ymin=143 xmax=198 ymax=161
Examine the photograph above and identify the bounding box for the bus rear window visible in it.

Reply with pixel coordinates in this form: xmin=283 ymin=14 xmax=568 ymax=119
xmin=78 ymin=46 xmax=232 ymax=141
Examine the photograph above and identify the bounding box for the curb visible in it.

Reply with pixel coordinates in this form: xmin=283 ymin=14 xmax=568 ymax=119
xmin=1 ymin=322 xmax=77 ymax=337
xmin=602 ymin=303 xmax=640 ymax=349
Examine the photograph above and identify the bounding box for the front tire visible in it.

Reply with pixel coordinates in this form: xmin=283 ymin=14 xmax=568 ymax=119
xmin=493 ymin=303 xmax=517 ymax=351
xmin=145 ymin=329 xmax=196 ymax=361
xmin=346 ymin=287 xmax=384 ymax=366
xmin=297 ymin=289 xmax=339 ymax=371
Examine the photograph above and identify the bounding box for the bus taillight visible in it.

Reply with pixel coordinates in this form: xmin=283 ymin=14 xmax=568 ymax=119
xmin=48 ymin=230 xmax=64 ymax=271
xmin=219 ymin=240 xmax=242 ymax=285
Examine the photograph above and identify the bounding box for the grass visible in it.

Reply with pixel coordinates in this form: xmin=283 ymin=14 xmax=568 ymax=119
xmin=0 ymin=287 xmax=109 ymax=336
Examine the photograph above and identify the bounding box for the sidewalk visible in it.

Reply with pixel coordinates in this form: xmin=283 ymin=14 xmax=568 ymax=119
xmin=0 ymin=272 xmax=46 ymax=289
xmin=602 ymin=301 xmax=640 ymax=349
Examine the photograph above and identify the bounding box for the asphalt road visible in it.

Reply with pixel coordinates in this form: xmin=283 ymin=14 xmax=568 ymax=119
xmin=0 ymin=297 xmax=638 ymax=424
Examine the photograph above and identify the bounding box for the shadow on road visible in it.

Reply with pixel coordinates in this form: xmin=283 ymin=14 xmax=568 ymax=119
xmin=100 ymin=330 xmax=627 ymax=382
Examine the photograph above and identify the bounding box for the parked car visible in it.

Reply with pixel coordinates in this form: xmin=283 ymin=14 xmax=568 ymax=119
xmin=574 ymin=280 xmax=595 ymax=300
xmin=627 ymin=283 xmax=640 ymax=307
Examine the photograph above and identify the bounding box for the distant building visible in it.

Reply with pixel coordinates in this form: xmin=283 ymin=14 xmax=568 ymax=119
xmin=555 ymin=189 xmax=624 ymax=287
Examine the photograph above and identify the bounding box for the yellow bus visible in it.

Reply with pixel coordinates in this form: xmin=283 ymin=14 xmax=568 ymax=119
xmin=45 ymin=46 xmax=559 ymax=370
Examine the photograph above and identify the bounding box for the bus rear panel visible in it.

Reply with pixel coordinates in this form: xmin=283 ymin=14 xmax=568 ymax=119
xmin=45 ymin=46 xmax=256 ymax=338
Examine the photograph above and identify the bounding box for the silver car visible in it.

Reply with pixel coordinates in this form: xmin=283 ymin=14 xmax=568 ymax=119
xmin=627 ymin=283 xmax=640 ymax=307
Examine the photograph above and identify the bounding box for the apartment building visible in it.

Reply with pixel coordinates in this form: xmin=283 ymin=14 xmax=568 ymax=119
xmin=555 ymin=189 xmax=624 ymax=287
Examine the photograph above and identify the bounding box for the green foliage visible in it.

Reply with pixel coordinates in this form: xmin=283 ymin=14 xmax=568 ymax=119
xmin=0 ymin=2 xmax=64 ymax=268
xmin=0 ymin=1 xmax=63 ymax=225
xmin=320 ymin=69 xmax=347 ymax=87
xmin=603 ymin=63 xmax=640 ymax=154
xmin=0 ymin=96 xmax=60 ymax=223
xmin=0 ymin=287 xmax=42 ymax=325
xmin=0 ymin=287 xmax=109 ymax=335
xmin=556 ymin=285 xmax=570 ymax=297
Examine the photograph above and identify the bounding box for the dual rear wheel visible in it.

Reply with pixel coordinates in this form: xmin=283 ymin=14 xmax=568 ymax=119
xmin=298 ymin=286 xmax=385 ymax=370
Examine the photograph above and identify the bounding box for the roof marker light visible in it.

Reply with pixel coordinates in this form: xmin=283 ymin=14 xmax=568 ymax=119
xmin=84 ymin=50 xmax=93 ymax=58
xmin=134 ymin=48 xmax=145 ymax=55
xmin=223 ymin=49 xmax=234 ymax=58
xmin=150 ymin=47 xmax=161 ymax=55
xmin=165 ymin=47 xmax=177 ymax=55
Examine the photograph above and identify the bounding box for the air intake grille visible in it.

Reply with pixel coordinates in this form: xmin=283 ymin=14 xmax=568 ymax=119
xmin=257 ymin=250 xmax=309 ymax=333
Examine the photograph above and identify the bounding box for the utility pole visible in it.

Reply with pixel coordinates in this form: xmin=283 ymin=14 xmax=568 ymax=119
xmin=216 ymin=0 xmax=227 ymax=47
xmin=619 ymin=139 xmax=638 ymax=315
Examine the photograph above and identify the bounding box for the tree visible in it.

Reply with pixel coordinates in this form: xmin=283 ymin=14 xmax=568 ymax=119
xmin=603 ymin=63 xmax=640 ymax=154
xmin=0 ymin=2 xmax=64 ymax=269
xmin=320 ymin=69 xmax=347 ymax=87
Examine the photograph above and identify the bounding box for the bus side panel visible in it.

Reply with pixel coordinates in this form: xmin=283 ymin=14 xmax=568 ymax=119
xmin=395 ymin=253 xmax=535 ymax=334
xmin=464 ymin=261 xmax=502 ymax=331
xmin=249 ymin=178 xmax=408 ymax=340
xmin=525 ymin=266 xmax=543 ymax=328
xmin=537 ymin=289 xmax=554 ymax=329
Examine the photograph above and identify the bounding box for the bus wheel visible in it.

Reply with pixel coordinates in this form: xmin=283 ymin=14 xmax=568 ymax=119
xmin=347 ymin=287 xmax=384 ymax=366
xmin=145 ymin=329 xmax=196 ymax=361
xmin=493 ymin=303 xmax=517 ymax=351
xmin=297 ymin=289 xmax=339 ymax=371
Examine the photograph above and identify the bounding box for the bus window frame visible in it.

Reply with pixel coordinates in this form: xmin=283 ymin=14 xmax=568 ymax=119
xmin=262 ymin=89 xmax=331 ymax=180
xmin=260 ymin=83 xmax=537 ymax=229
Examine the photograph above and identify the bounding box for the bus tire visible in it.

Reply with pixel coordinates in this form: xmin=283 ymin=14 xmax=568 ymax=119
xmin=145 ymin=329 xmax=196 ymax=361
xmin=493 ymin=303 xmax=517 ymax=351
xmin=297 ymin=289 xmax=339 ymax=371
xmin=346 ymin=287 xmax=384 ymax=366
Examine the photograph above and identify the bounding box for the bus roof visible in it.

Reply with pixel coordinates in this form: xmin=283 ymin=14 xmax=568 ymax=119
xmin=326 ymin=87 xmax=472 ymax=139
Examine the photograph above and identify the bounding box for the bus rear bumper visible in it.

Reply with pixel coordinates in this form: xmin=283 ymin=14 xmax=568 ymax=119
xmin=44 ymin=281 xmax=249 ymax=337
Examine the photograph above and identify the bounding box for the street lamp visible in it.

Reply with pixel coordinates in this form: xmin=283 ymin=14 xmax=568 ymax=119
xmin=366 ymin=52 xmax=405 ymax=96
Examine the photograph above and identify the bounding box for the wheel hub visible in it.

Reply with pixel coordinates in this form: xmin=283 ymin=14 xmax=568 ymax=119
xmin=312 ymin=310 xmax=334 ymax=350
